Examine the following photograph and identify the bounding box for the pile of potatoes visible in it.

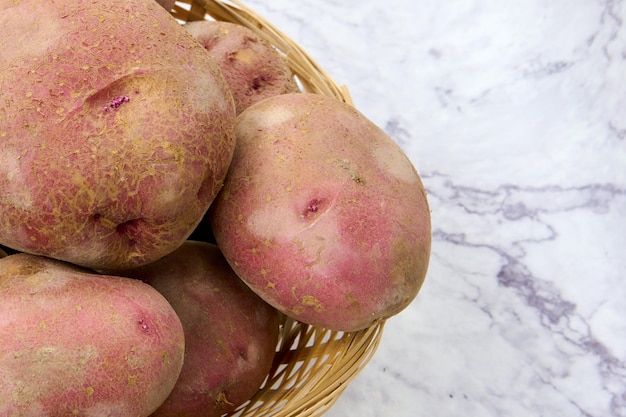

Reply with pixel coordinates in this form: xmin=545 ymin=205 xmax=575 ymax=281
xmin=0 ymin=0 xmax=432 ymax=416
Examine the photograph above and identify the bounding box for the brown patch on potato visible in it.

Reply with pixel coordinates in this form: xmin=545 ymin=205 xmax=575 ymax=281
xmin=0 ymin=254 xmax=46 ymax=278
xmin=302 ymin=295 xmax=324 ymax=312
xmin=215 ymin=391 xmax=234 ymax=407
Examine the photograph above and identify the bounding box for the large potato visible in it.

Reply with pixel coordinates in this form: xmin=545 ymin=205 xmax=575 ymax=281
xmin=209 ymin=93 xmax=431 ymax=332
xmin=0 ymin=253 xmax=185 ymax=417
xmin=0 ymin=0 xmax=236 ymax=271
xmin=120 ymin=241 xmax=280 ymax=417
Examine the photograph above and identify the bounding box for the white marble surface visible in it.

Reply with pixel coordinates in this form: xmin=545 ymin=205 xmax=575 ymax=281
xmin=234 ymin=0 xmax=626 ymax=416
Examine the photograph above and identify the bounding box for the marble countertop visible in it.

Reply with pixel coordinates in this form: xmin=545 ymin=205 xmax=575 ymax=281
xmin=239 ymin=0 xmax=626 ymax=416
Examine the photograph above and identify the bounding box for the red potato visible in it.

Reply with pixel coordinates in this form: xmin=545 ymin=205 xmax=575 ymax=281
xmin=119 ymin=241 xmax=280 ymax=417
xmin=209 ymin=93 xmax=432 ymax=332
xmin=0 ymin=0 xmax=236 ymax=271
xmin=155 ymin=0 xmax=177 ymax=11
xmin=0 ymin=253 xmax=185 ymax=417
xmin=184 ymin=20 xmax=300 ymax=114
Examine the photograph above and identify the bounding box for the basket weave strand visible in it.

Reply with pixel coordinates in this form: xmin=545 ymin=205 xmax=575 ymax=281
xmin=171 ymin=2 xmax=385 ymax=416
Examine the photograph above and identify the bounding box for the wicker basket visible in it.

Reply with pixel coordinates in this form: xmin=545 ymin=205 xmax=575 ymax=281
xmin=169 ymin=1 xmax=385 ymax=416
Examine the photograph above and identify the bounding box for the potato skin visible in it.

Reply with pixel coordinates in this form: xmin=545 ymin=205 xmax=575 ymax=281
xmin=120 ymin=241 xmax=280 ymax=417
xmin=0 ymin=253 xmax=185 ymax=417
xmin=0 ymin=0 xmax=236 ymax=271
xmin=184 ymin=20 xmax=300 ymax=114
xmin=209 ymin=93 xmax=431 ymax=332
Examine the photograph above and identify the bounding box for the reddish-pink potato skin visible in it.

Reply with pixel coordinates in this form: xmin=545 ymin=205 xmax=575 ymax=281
xmin=0 ymin=253 xmax=185 ymax=417
xmin=120 ymin=241 xmax=280 ymax=417
xmin=209 ymin=93 xmax=432 ymax=332
xmin=184 ymin=20 xmax=300 ymax=114
xmin=0 ymin=0 xmax=236 ymax=271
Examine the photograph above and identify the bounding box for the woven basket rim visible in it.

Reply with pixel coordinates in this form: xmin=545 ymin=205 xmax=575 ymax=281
xmin=171 ymin=2 xmax=386 ymax=416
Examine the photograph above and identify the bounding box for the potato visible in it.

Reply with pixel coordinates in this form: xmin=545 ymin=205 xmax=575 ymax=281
xmin=184 ymin=20 xmax=300 ymax=114
xmin=119 ymin=241 xmax=280 ymax=417
xmin=155 ymin=0 xmax=176 ymax=11
xmin=209 ymin=93 xmax=431 ymax=332
xmin=0 ymin=0 xmax=236 ymax=271
xmin=0 ymin=253 xmax=185 ymax=417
